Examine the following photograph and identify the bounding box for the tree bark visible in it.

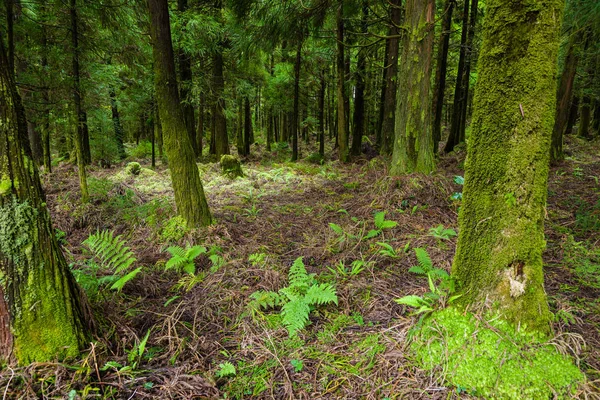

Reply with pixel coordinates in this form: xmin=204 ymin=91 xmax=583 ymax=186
xmin=351 ymin=2 xmax=368 ymax=157
xmin=212 ymin=50 xmax=229 ymax=157
xmin=148 ymin=0 xmax=211 ymax=227
xmin=336 ymin=2 xmax=349 ymax=162
xmin=177 ymin=0 xmax=198 ymax=157
xmin=432 ymin=0 xmax=455 ymax=154
xmin=457 ymin=0 xmax=479 ymax=144
xmin=291 ymin=39 xmax=302 ymax=161
xmin=452 ymin=0 xmax=563 ymax=333
xmin=110 ymin=88 xmax=126 ymax=159
xmin=70 ymin=0 xmax=89 ymax=202
xmin=551 ymin=37 xmax=579 ymax=162
xmin=0 ymin=35 xmax=90 ymax=364
xmin=390 ymin=0 xmax=435 ymax=175
xmin=381 ymin=0 xmax=402 ymax=155
xmin=318 ymin=72 xmax=326 ymax=157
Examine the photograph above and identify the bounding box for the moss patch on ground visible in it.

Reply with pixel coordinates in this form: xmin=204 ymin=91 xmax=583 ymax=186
xmin=411 ymin=307 xmax=584 ymax=399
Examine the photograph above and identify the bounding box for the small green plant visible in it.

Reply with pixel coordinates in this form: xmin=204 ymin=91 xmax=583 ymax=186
xmin=375 ymin=242 xmax=398 ymax=258
xmin=327 ymin=259 xmax=370 ymax=279
xmin=243 ymin=204 xmax=261 ymax=218
xmin=77 ymin=230 xmax=141 ymax=293
xmin=248 ymin=257 xmax=338 ymax=337
xmin=290 ymin=359 xmax=304 ymax=372
xmin=429 ymin=224 xmax=457 ymax=240
xmin=125 ymin=162 xmax=141 ymax=176
xmin=165 ymin=244 xmax=206 ymax=275
xmin=101 ymin=329 xmax=151 ymax=376
xmin=365 ymin=211 xmax=397 ymax=239
xmin=248 ymin=252 xmax=268 ymax=267
xmin=396 ymin=248 xmax=458 ymax=314
xmin=216 ymin=362 xmax=237 ymax=378
xmin=451 ymin=175 xmax=464 ymax=201
xmin=329 ymin=222 xmax=357 ymax=248
xmin=160 ymin=215 xmax=188 ymax=242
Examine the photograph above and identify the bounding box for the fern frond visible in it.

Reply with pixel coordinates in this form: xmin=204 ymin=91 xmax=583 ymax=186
xmin=166 ymin=245 xmax=187 ymax=259
xmin=414 ymin=248 xmax=433 ymax=271
xmin=281 ymin=299 xmax=310 ymax=337
xmin=83 ymin=230 xmax=137 ymax=274
xmin=185 ymin=245 xmax=207 ymax=260
xmin=304 ymin=284 xmax=338 ymax=306
xmin=248 ymin=290 xmax=282 ymax=310
xmin=288 ymin=257 xmax=310 ymax=289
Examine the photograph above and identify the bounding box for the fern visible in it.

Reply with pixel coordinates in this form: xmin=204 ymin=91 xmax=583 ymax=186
xmin=165 ymin=245 xmax=207 ymax=275
xmin=247 ymin=256 xmax=337 ymax=337
xmin=83 ymin=230 xmax=136 ymax=274
xmin=80 ymin=230 xmax=139 ymax=292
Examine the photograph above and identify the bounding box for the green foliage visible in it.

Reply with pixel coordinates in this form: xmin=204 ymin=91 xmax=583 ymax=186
xmin=428 ymin=224 xmax=457 ymax=240
xmin=411 ymin=308 xmax=584 ymax=399
xmin=327 ymin=259 xmax=370 ymax=279
xmin=160 ymin=216 xmax=188 ymax=242
xmin=216 ymin=362 xmax=237 ymax=378
xmin=165 ymin=244 xmax=206 ymax=275
xmin=77 ymin=230 xmax=140 ymax=293
xmin=374 ymin=242 xmax=398 ymax=258
xmin=563 ymin=235 xmax=600 ymax=288
xmin=125 ymin=162 xmax=142 ymax=176
xmin=127 ymin=141 xmax=153 ymax=159
xmin=248 ymin=257 xmax=337 ymax=337
xmin=290 ymin=358 xmax=304 ymax=372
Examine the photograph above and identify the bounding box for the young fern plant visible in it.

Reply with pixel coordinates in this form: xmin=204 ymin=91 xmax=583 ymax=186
xmin=165 ymin=244 xmax=224 ymax=292
xmin=248 ymin=257 xmax=338 ymax=337
xmin=78 ymin=230 xmax=141 ymax=293
xmin=365 ymin=211 xmax=397 ymax=239
xmin=396 ymin=248 xmax=460 ymax=315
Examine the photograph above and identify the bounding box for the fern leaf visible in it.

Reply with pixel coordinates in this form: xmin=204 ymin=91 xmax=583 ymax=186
xmin=281 ymin=299 xmax=310 ymax=337
xmin=414 ymin=248 xmax=433 ymax=271
xmin=166 ymin=246 xmax=187 ymax=259
xmin=329 ymin=223 xmax=344 ymax=235
xmin=186 ymin=245 xmax=207 ymax=260
xmin=288 ymin=257 xmax=309 ymax=290
xmin=408 ymin=266 xmax=427 ymax=275
xmin=374 ymin=212 xmax=385 ymax=229
xmin=304 ymin=283 xmax=338 ymax=306
xmin=110 ymin=267 xmax=142 ymax=292
xmin=249 ymin=290 xmax=282 ymax=310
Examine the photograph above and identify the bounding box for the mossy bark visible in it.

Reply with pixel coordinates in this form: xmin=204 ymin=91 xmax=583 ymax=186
xmin=336 ymin=2 xmax=349 ymax=163
xmin=390 ymin=0 xmax=435 ymax=175
xmin=0 ymin=38 xmax=89 ymax=364
xmin=452 ymin=0 xmax=563 ymax=333
xmin=148 ymin=0 xmax=211 ymax=227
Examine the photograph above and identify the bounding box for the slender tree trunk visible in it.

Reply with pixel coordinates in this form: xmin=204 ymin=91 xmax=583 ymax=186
xmin=452 ymin=0 xmax=563 ymax=333
xmin=318 ymin=72 xmax=326 ymax=157
xmin=579 ymin=95 xmax=591 ymax=139
xmin=212 ymin=50 xmax=229 ymax=157
xmin=351 ymin=2 xmax=368 ymax=157
xmin=336 ymin=2 xmax=349 ymax=162
xmin=381 ymin=0 xmax=402 ymax=155
xmin=109 ymin=88 xmax=126 ymax=159
xmin=177 ymin=0 xmax=197 ymax=157
xmin=566 ymin=95 xmax=578 ymax=136
xmin=197 ymin=96 xmax=204 ymax=156
xmin=148 ymin=0 xmax=211 ymax=227
xmin=376 ymin=41 xmax=388 ymax=150
xmin=444 ymin=0 xmax=470 ymax=153
xmin=457 ymin=0 xmax=479 ymax=144
xmin=291 ymin=39 xmax=302 ymax=162
xmin=551 ymin=37 xmax=579 ymax=162
xmin=151 ymin=102 xmax=156 ymax=168
xmin=5 ymin=0 xmax=14 ymax=75
xmin=70 ymin=0 xmax=88 ymax=202
xmin=41 ymin=19 xmax=51 ymax=172
xmin=432 ymin=0 xmax=455 ymax=154
xmin=390 ymin=0 xmax=435 ymax=175
xmin=27 ymin=121 xmax=43 ymax=165
xmin=0 ymin=36 xmax=90 ymax=364
xmin=237 ymin=97 xmax=244 ymax=156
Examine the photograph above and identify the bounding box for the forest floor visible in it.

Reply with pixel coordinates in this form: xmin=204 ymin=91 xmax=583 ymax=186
xmin=3 ymin=136 xmax=600 ymax=399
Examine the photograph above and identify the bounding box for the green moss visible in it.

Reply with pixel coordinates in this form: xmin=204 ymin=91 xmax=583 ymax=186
xmin=220 ymin=155 xmax=244 ymax=178
xmin=125 ymin=162 xmax=141 ymax=175
xmin=412 ymin=308 xmax=584 ymax=399
xmin=160 ymin=215 xmax=188 ymax=242
xmin=0 ymin=178 xmax=12 ymax=195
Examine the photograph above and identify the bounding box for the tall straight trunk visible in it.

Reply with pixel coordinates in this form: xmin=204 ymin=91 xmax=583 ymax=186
xmin=177 ymin=0 xmax=197 ymax=157
xmin=318 ymin=72 xmax=326 ymax=157
xmin=579 ymin=95 xmax=591 ymax=139
xmin=245 ymin=97 xmax=252 ymax=153
xmin=452 ymin=0 xmax=563 ymax=333
xmin=390 ymin=0 xmax=435 ymax=175
xmin=27 ymin=121 xmax=43 ymax=165
xmin=82 ymin=112 xmax=91 ymax=164
xmin=266 ymin=110 xmax=273 ymax=151
xmin=351 ymin=2 xmax=368 ymax=156
xmin=551 ymin=37 xmax=579 ymax=162
xmin=432 ymin=0 xmax=455 ymax=154
xmin=376 ymin=41 xmax=389 ymax=149
xmin=336 ymin=2 xmax=349 ymax=162
xmin=457 ymin=0 xmax=479 ymax=143
xmin=5 ymin=0 xmax=14 ymax=75
xmin=236 ymin=97 xmax=244 ymax=156
xmin=291 ymin=39 xmax=302 ymax=161
xmin=593 ymin=100 xmax=600 ymax=133
xmin=381 ymin=0 xmax=402 ymax=155
xmin=197 ymin=96 xmax=204 ymax=155
xmin=151 ymin=102 xmax=156 ymax=168
xmin=212 ymin=50 xmax=229 ymax=157
xmin=0 ymin=35 xmax=90 ymax=364
xmin=41 ymin=17 xmax=51 ymax=171
xmin=444 ymin=0 xmax=470 ymax=153
xmin=148 ymin=0 xmax=211 ymax=227
xmin=70 ymin=0 xmax=88 ymax=202
xmin=566 ymin=95 xmax=579 ymax=135
xmin=109 ymin=88 xmax=126 ymax=159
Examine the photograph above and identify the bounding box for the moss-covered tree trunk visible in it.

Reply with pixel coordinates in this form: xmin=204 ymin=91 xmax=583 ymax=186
xmin=452 ymin=0 xmax=563 ymax=333
xmin=551 ymin=36 xmax=579 ymax=162
xmin=380 ymin=0 xmax=402 ymax=155
xmin=148 ymin=0 xmax=211 ymax=227
xmin=70 ymin=0 xmax=89 ymax=202
xmin=0 ymin=36 xmax=89 ymax=364
xmin=432 ymin=0 xmax=455 ymax=154
xmin=336 ymin=2 xmax=349 ymax=163
xmin=390 ymin=0 xmax=435 ymax=175
xmin=351 ymin=2 xmax=368 ymax=157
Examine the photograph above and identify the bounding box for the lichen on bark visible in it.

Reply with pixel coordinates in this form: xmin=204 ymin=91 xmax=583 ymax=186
xmin=451 ymin=0 xmax=564 ymax=333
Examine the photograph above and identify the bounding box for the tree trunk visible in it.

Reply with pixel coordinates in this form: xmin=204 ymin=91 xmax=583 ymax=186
xmin=177 ymin=0 xmax=198 ymax=157
xmin=197 ymin=96 xmax=204 ymax=156
xmin=27 ymin=121 xmax=43 ymax=166
xmin=70 ymin=0 xmax=89 ymax=202
xmin=452 ymin=0 xmax=563 ymax=333
xmin=566 ymin=95 xmax=579 ymax=136
xmin=551 ymin=37 xmax=579 ymax=162
xmin=0 ymin=36 xmax=90 ymax=364
xmin=5 ymin=0 xmax=14 ymax=76
xmin=381 ymin=0 xmax=402 ymax=155
xmin=376 ymin=40 xmax=389 ymax=150
xmin=336 ymin=2 xmax=349 ymax=162
xmin=109 ymin=88 xmax=126 ymax=159
xmin=390 ymin=0 xmax=435 ymax=175
xmin=148 ymin=0 xmax=211 ymax=227
xmin=318 ymin=72 xmax=326 ymax=157
xmin=579 ymin=95 xmax=591 ymax=139
xmin=457 ymin=0 xmax=479 ymax=144
xmin=351 ymin=2 xmax=368 ymax=157
xmin=432 ymin=0 xmax=455 ymax=154
xmin=212 ymin=50 xmax=229 ymax=157
xmin=291 ymin=39 xmax=302 ymax=162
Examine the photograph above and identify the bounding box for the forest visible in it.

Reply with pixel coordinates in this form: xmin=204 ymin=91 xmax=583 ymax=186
xmin=0 ymin=0 xmax=599 ymax=398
